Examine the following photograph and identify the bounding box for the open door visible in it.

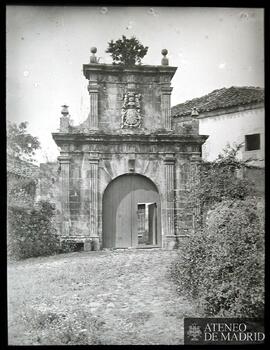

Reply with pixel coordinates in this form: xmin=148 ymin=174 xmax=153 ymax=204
xmin=137 ymin=202 xmax=157 ymax=246
xmin=148 ymin=202 xmax=157 ymax=245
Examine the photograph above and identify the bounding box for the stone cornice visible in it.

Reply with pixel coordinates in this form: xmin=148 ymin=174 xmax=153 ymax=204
xmin=83 ymin=63 xmax=177 ymax=80
xmin=52 ymin=132 xmax=208 ymax=146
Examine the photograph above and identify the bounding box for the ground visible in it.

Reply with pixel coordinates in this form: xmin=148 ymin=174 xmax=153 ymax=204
xmin=8 ymin=249 xmax=197 ymax=345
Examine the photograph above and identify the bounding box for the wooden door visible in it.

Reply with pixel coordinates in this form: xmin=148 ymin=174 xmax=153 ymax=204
xmin=148 ymin=203 xmax=157 ymax=245
xmin=102 ymin=174 xmax=160 ymax=248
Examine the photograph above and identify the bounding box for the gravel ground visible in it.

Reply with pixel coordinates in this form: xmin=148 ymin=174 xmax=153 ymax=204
xmin=8 ymin=249 xmax=197 ymax=345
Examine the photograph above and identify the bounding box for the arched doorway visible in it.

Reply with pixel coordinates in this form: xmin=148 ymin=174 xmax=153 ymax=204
xmin=102 ymin=174 xmax=161 ymax=248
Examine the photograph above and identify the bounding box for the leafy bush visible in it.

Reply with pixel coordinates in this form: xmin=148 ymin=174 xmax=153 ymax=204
xmin=186 ymin=143 xmax=257 ymax=229
xmin=7 ymin=176 xmax=37 ymax=207
xmin=170 ymin=198 xmax=264 ymax=317
xmin=8 ymin=200 xmax=60 ymax=260
xmin=106 ymin=35 xmax=148 ymax=66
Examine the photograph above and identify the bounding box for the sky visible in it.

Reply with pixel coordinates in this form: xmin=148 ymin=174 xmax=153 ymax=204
xmin=6 ymin=6 xmax=264 ymax=164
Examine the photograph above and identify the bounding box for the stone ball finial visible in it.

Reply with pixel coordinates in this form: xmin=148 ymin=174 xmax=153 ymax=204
xmin=61 ymin=104 xmax=69 ymax=116
xmin=90 ymin=47 xmax=98 ymax=63
xmin=161 ymin=49 xmax=169 ymax=66
xmin=161 ymin=49 xmax=168 ymax=56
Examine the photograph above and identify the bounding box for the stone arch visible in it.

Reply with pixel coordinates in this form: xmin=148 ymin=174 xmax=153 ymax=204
xmin=102 ymin=173 xmax=161 ymax=248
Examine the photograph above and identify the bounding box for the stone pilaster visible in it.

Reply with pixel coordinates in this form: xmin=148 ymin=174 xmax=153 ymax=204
xmin=88 ymin=74 xmax=99 ymax=129
xmin=190 ymin=154 xmax=202 ymax=229
xmin=161 ymin=86 xmax=173 ymax=130
xmin=88 ymin=153 xmax=99 ymax=249
xmin=163 ymin=154 xmax=175 ymax=248
xmin=58 ymin=156 xmax=71 ymax=236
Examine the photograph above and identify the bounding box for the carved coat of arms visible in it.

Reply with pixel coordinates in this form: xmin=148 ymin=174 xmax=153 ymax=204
xmin=121 ymin=92 xmax=142 ymax=128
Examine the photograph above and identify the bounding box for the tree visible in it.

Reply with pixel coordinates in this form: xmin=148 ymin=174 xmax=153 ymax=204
xmin=106 ymin=35 xmax=148 ymax=66
xmin=7 ymin=121 xmax=40 ymax=162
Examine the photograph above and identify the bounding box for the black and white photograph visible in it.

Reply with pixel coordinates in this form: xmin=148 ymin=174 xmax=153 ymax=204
xmin=6 ymin=5 xmax=265 ymax=345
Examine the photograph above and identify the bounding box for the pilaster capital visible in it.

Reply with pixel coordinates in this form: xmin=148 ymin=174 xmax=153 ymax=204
xmin=88 ymin=152 xmax=99 ymax=163
xmin=161 ymin=86 xmax=173 ymax=95
xmin=164 ymin=154 xmax=175 ymax=165
xmin=190 ymin=154 xmax=202 ymax=162
xmin=58 ymin=156 xmax=71 ymax=164
xmin=88 ymin=84 xmax=99 ymax=94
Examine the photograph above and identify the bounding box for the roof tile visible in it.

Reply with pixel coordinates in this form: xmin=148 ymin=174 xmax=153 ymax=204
xmin=171 ymin=86 xmax=264 ymax=117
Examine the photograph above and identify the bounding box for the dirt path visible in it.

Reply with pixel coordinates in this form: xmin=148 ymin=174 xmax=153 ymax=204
xmin=8 ymin=249 xmax=197 ymax=345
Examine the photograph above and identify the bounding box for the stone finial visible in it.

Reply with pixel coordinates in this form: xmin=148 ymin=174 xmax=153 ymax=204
xmin=60 ymin=105 xmax=70 ymax=132
xmin=90 ymin=47 xmax=98 ymax=63
xmin=61 ymin=104 xmax=69 ymax=116
xmin=161 ymin=49 xmax=169 ymax=66
xmin=191 ymin=107 xmax=199 ymax=116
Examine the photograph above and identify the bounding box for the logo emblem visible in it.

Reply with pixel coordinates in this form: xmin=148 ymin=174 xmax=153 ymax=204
xmin=187 ymin=323 xmax=202 ymax=341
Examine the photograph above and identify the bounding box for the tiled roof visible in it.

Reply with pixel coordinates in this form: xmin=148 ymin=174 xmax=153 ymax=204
xmin=7 ymin=157 xmax=40 ymax=178
xmin=171 ymin=86 xmax=264 ymax=117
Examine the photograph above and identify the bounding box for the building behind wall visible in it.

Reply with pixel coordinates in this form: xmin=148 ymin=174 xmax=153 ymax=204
xmin=172 ymin=86 xmax=265 ymax=193
xmin=52 ymin=47 xmax=208 ymax=251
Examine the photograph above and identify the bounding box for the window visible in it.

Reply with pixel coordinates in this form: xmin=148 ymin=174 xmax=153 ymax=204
xmin=245 ymin=134 xmax=260 ymax=151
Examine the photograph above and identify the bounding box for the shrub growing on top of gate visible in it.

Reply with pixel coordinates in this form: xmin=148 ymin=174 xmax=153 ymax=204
xmin=8 ymin=200 xmax=60 ymax=260
xmin=170 ymin=198 xmax=264 ymax=317
xmin=106 ymin=36 xmax=148 ymax=66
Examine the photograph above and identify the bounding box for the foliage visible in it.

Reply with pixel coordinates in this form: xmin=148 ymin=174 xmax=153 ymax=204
xmin=106 ymin=35 xmax=148 ymax=66
xmin=7 ymin=121 xmax=40 ymax=162
xmin=7 ymin=200 xmax=60 ymax=260
xmin=171 ymin=144 xmax=264 ymax=317
xmin=171 ymin=198 xmax=264 ymax=317
xmin=7 ymin=176 xmax=37 ymax=207
xmin=187 ymin=143 xmax=257 ymax=228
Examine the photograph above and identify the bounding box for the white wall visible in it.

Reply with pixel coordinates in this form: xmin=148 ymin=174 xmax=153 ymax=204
xmin=199 ymin=107 xmax=264 ymax=167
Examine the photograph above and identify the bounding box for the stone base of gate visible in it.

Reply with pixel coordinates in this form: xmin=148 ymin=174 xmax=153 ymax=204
xmin=59 ymin=237 xmax=101 ymax=251
xmin=163 ymin=234 xmax=190 ymax=250
xmin=84 ymin=237 xmax=100 ymax=251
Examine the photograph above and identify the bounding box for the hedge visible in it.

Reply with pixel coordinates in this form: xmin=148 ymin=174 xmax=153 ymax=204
xmin=170 ymin=198 xmax=264 ymax=317
xmin=7 ymin=200 xmax=61 ymax=260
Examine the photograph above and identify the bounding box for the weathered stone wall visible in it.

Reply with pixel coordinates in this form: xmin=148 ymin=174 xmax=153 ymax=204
xmin=38 ymin=162 xmax=62 ymax=233
xmin=172 ymin=115 xmax=200 ymax=136
xmin=81 ymin=64 xmax=176 ymax=132
xmin=97 ymin=78 xmax=162 ymax=131
xmin=243 ymin=166 xmax=265 ymax=195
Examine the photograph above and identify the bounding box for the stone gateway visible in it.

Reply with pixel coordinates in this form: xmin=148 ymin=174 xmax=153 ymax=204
xmin=52 ymin=48 xmax=208 ymax=250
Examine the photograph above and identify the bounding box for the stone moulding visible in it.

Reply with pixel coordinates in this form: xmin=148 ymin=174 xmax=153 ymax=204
xmin=83 ymin=63 xmax=178 ymax=81
xmin=52 ymin=132 xmax=208 ymax=146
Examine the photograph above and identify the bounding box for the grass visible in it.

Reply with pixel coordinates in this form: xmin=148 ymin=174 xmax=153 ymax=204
xmin=8 ymin=249 xmax=197 ymax=345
